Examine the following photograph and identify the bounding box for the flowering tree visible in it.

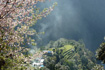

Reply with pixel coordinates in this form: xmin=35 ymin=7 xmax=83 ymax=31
xmin=91 ymin=64 xmax=104 ymax=70
xmin=0 ymin=0 xmax=57 ymax=70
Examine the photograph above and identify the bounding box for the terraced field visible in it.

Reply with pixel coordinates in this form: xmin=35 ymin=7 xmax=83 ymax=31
xmin=48 ymin=45 xmax=75 ymax=59
xmin=59 ymin=45 xmax=74 ymax=52
xmin=60 ymin=45 xmax=75 ymax=59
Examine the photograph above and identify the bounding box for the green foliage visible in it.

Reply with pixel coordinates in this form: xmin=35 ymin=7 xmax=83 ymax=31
xmin=96 ymin=42 xmax=105 ymax=63
xmin=42 ymin=38 xmax=100 ymax=70
xmin=91 ymin=64 xmax=105 ymax=70
xmin=0 ymin=1 xmax=57 ymax=70
xmin=59 ymin=45 xmax=74 ymax=52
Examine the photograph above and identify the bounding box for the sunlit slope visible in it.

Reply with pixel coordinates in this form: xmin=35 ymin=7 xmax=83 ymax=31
xmin=59 ymin=45 xmax=75 ymax=59
xmin=49 ymin=45 xmax=74 ymax=52
xmin=43 ymin=38 xmax=105 ymax=70
xmin=59 ymin=45 xmax=74 ymax=52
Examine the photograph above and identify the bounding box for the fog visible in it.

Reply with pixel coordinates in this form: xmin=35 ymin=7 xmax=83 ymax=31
xmin=34 ymin=0 xmax=105 ymax=52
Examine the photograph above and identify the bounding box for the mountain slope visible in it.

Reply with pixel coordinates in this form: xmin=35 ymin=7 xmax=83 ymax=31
xmin=41 ymin=38 xmax=104 ymax=70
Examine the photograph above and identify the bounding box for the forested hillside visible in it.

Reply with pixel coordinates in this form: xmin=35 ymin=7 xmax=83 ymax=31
xmin=40 ymin=38 xmax=104 ymax=70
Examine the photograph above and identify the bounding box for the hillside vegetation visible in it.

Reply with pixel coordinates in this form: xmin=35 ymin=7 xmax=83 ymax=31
xmin=40 ymin=38 xmax=104 ymax=70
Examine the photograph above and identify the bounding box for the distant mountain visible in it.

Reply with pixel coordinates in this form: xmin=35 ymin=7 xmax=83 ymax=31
xmin=40 ymin=38 xmax=104 ymax=70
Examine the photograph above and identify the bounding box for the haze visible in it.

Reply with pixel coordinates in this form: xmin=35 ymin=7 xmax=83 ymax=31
xmin=35 ymin=0 xmax=105 ymax=52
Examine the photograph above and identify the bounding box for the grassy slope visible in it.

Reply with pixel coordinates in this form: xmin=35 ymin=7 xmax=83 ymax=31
xmin=48 ymin=45 xmax=74 ymax=52
xmin=48 ymin=45 xmax=75 ymax=59
xmin=59 ymin=45 xmax=74 ymax=52
xmin=60 ymin=45 xmax=75 ymax=59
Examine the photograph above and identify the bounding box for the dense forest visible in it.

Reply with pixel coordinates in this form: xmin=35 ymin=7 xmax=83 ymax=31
xmin=40 ymin=38 xmax=104 ymax=70
xmin=0 ymin=0 xmax=105 ymax=70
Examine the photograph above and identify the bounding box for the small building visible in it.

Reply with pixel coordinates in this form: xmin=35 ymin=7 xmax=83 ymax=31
xmin=32 ymin=58 xmax=45 ymax=68
xmin=40 ymin=59 xmax=44 ymax=63
xmin=39 ymin=65 xmax=44 ymax=68
xmin=43 ymin=51 xmax=53 ymax=56
xmin=48 ymin=51 xmax=52 ymax=53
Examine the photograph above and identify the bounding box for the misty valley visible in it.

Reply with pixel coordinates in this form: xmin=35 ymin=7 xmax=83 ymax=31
xmin=0 ymin=0 xmax=105 ymax=70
